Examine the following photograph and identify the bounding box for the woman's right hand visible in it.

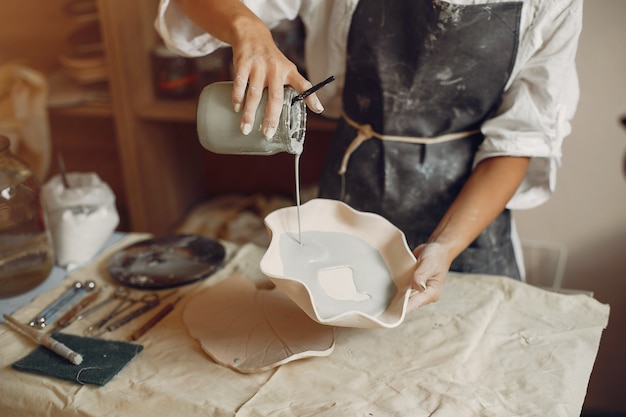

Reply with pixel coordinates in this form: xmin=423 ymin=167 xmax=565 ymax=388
xmin=177 ymin=0 xmax=324 ymax=137
xmin=229 ymin=17 xmax=324 ymax=139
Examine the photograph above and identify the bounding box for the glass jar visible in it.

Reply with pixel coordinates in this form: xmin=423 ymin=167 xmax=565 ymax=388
xmin=196 ymin=81 xmax=307 ymax=156
xmin=0 ymin=136 xmax=54 ymax=298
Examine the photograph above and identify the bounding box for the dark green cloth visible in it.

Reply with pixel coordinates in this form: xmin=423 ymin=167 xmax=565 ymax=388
xmin=12 ymin=332 xmax=143 ymax=386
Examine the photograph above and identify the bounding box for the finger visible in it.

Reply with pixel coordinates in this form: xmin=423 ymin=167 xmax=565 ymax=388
xmin=261 ymin=78 xmax=284 ymax=139
xmin=407 ymin=285 xmax=439 ymax=311
xmin=241 ymin=73 xmax=265 ymax=136
xmin=304 ymin=94 xmax=324 ymax=114
xmin=408 ymin=273 xmax=444 ymax=309
xmin=232 ymin=72 xmax=249 ymax=114
xmin=406 ymin=294 xmax=422 ymax=312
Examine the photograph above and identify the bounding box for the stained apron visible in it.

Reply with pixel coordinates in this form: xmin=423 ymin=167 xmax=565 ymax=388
xmin=318 ymin=0 xmax=524 ymax=279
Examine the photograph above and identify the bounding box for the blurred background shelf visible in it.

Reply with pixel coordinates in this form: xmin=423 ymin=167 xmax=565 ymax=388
xmin=1 ymin=0 xmax=334 ymax=234
xmin=49 ymin=102 xmax=113 ymax=118
xmin=137 ymin=98 xmax=197 ymax=122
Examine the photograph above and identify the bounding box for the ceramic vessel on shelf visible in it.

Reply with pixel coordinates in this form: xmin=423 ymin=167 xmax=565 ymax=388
xmin=0 ymin=136 xmax=54 ymax=298
xmin=260 ymin=198 xmax=416 ymax=328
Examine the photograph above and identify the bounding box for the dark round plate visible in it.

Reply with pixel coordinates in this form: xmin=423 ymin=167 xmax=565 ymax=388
xmin=108 ymin=234 xmax=226 ymax=289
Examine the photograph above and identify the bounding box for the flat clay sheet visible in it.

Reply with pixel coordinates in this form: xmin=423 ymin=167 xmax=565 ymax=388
xmin=183 ymin=274 xmax=335 ymax=373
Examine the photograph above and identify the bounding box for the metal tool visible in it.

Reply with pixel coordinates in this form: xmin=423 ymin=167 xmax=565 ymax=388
xmin=38 ymin=281 xmax=97 ymax=328
xmin=54 ymin=289 xmax=101 ymax=329
xmin=74 ymin=287 xmax=130 ymax=323
xmin=84 ymin=290 xmax=163 ymax=337
xmin=92 ymin=290 xmax=178 ymax=337
xmin=129 ymin=295 xmax=183 ymax=341
xmin=100 ymin=297 xmax=160 ymax=334
xmin=28 ymin=281 xmax=95 ymax=328
xmin=103 ymin=290 xmax=178 ymax=333
xmin=84 ymin=288 xmax=135 ymax=336
xmin=91 ymin=293 xmax=161 ymax=337
xmin=29 ymin=281 xmax=82 ymax=327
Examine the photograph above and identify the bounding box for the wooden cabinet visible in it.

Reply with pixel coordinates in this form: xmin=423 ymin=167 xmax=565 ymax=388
xmin=0 ymin=0 xmax=335 ymax=234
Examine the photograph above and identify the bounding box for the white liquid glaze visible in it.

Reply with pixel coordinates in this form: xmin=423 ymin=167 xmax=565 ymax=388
xmin=294 ymin=153 xmax=302 ymax=245
xmin=279 ymin=231 xmax=397 ymax=319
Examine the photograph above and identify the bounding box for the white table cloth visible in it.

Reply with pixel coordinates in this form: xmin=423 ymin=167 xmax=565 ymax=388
xmin=0 ymin=234 xmax=609 ymax=417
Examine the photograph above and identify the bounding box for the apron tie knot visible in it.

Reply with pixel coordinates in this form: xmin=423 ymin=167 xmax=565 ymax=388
xmin=339 ymin=121 xmax=377 ymax=175
xmin=357 ymin=123 xmax=375 ymax=139
xmin=338 ymin=110 xmax=481 ymax=175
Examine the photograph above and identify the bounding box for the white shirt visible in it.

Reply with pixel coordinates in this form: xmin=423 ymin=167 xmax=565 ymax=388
xmin=155 ymin=0 xmax=583 ymax=210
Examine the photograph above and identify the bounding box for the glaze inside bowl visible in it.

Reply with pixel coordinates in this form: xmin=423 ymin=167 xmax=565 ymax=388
xmin=260 ymin=198 xmax=417 ymax=328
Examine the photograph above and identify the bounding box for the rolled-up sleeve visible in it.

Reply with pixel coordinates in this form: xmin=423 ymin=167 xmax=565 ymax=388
xmin=155 ymin=0 xmax=225 ymax=57
xmin=155 ymin=0 xmax=301 ymax=57
xmin=477 ymin=0 xmax=583 ymax=210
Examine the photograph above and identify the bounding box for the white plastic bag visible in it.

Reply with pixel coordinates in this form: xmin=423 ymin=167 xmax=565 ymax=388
xmin=41 ymin=172 xmax=119 ymax=269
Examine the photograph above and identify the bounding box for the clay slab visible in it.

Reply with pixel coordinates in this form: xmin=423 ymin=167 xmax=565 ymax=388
xmin=183 ymin=274 xmax=335 ymax=373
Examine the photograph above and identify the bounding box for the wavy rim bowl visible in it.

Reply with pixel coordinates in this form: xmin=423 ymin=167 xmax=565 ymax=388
xmin=260 ymin=198 xmax=416 ymax=328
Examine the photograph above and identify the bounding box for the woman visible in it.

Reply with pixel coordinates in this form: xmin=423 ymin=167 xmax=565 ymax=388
xmin=156 ymin=0 xmax=582 ymax=309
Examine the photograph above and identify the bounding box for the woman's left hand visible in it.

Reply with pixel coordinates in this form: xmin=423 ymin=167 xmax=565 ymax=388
xmin=406 ymin=242 xmax=452 ymax=311
xmin=406 ymin=156 xmax=531 ymax=311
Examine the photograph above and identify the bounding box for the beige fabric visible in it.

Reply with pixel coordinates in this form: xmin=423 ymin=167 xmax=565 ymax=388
xmin=175 ymin=189 xmax=319 ymax=247
xmin=0 ymin=234 xmax=609 ymax=417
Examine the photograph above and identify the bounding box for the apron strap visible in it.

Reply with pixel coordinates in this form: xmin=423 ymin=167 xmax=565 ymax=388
xmin=339 ymin=111 xmax=481 ymax=174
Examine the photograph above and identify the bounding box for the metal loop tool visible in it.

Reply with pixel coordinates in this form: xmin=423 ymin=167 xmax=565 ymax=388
xmin=28 ymin=280 xmax=97 ymax=328
xmin=84 ymin=289 xmax=176 ymax=337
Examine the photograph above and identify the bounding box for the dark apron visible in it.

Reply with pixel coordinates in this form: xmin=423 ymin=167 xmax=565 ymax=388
xmin=318 ymin=0 xmax=524 ymax=279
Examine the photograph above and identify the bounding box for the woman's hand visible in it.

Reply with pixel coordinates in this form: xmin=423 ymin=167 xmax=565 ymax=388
xmin=230 ymin=20 xmax=324 ymax=138
xmin=406 ymin=156 xmax=531 ymax=311
xmin=406 ymin=243 xmax=452 ymax=311
xmin=176 ymin=0 xmax=324 ymax=137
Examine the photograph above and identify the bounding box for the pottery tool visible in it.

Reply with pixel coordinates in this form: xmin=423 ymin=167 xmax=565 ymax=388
xmin=55 ymin=289 xmax=101 ymax=329
xmin=129 ymin=295 xmax=183 ymax=341
xmin=84 ymin=289 xmax=140 ymax=336
xmin=93 ymin=290 xmax=176 ymax=337
xmin=291 ymin=75 xmax=336 ymax=105
xmin=29 ymin=281 xmax=83 ymax=327
xmin=3 ymin=314 xmax=83 ymax=365
xmin=38 ymin=281 xmax=97 ymax=329
xmin=98 ymin=298 xmax=159 ymax=335
xmin=74 ymin=287 xmax=130 ymax=323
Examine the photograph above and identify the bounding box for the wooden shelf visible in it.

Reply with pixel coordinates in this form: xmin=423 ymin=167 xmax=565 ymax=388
xmin=89 ymin=0 xmax=339 ymax=234
xmin=0 ymin=0 xmax=339 ymax=235
xmin=137 ymin=98 xmax=197 ymax=122
xmin=49 ymin=101 xmax=113 ymax=118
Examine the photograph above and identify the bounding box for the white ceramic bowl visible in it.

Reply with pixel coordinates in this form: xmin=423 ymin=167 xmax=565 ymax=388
xmin=260 ymin=198 xmax=416 ymax=328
